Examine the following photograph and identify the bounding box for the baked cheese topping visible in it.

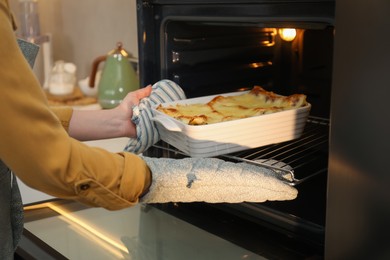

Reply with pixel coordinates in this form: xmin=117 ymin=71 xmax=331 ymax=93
xmin=156 ymin=86 xmax=308 ymax=125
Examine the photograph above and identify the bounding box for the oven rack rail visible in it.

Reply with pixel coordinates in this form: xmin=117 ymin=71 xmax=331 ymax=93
xmin=151 ymin=116 xmax=329 ymax=186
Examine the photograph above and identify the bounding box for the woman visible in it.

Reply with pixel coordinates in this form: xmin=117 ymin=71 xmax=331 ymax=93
xmin=1 ymin=1 xmax=153 ymax=257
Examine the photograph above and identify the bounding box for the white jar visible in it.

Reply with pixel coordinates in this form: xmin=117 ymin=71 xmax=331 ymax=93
xmin=48 ymin=60 xmax=76 ymax=95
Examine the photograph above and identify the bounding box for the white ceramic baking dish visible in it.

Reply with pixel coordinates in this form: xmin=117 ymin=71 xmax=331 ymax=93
xmin=151 ymin=91 xmax=311 ymax=158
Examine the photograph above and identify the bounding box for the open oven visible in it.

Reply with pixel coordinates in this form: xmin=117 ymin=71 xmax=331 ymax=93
xmin=137 ymin=0 xmax=334 ymax=257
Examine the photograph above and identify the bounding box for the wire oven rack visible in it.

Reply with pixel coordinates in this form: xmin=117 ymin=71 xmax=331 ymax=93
xmin=151 ymin=116 xmax=329 ymax=186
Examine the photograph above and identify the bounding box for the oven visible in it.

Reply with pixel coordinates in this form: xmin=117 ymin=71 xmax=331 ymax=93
xmin=137 ymin=0 xmax=334 ymax=257
xmin=136 ymin=0 xmax=390 ymax=258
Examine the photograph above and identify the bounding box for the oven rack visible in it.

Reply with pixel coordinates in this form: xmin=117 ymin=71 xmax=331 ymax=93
xmin=151 ymin=116 xmax=329 ymax=186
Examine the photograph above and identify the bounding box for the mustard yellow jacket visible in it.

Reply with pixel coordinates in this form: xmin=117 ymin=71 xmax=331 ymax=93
xmin=0 ymin=0 xmax=151 ymax=210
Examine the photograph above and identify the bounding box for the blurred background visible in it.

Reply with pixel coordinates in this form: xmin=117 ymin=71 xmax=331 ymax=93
xmin=9 ymin=0 xmax=139 ymax=82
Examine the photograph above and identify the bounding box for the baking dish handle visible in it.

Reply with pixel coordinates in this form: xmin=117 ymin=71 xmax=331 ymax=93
xmin=151 ymin=115 xmax=182 ymax=132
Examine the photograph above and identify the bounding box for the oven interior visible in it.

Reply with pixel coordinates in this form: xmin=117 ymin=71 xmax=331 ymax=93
xmin=163 ymin=21 xmax=333 ymax=121
xmin=140 ymin=5 xmax=334 ymax=254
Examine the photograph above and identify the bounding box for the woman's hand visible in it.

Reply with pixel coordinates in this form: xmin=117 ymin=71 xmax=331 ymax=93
xmin=114 ymin=85 xmax=153 ymax=138
xmin=68 ymin=85 xmax=152 ymax=141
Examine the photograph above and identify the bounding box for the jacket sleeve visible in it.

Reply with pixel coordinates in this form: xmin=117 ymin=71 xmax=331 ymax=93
xmin=50 ymin=106 xmax=73 ymax=132
xmin=0 ymin=2 xmax=151 ymax=210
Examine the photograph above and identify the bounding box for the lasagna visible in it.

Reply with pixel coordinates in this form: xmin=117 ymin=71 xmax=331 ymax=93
xmin=156 ymin=86 xmax=308 ymax=125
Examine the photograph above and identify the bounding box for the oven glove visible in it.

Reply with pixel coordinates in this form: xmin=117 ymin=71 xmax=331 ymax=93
xmin=139 ymin=156 xmax=298 ymax=204
xmin=124 ymin=79 xmax=186 ymax=154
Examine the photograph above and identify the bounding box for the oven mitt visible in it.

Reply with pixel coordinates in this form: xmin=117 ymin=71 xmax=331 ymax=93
xmin=139 ymin=156 xmax=298 ymax=204
xmin=124 ymin=79 xmax=186 ymax=154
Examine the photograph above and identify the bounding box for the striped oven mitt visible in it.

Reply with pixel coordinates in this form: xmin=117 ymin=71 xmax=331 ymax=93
xmin=124 ymin=79 xmax=186 ymax=154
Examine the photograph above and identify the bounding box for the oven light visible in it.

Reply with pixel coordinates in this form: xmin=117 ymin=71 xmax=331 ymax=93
xmin=279 ymin=28 xmax=297 ymax=42
xmin=250 ymin=61 xmax=273 ymax=68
